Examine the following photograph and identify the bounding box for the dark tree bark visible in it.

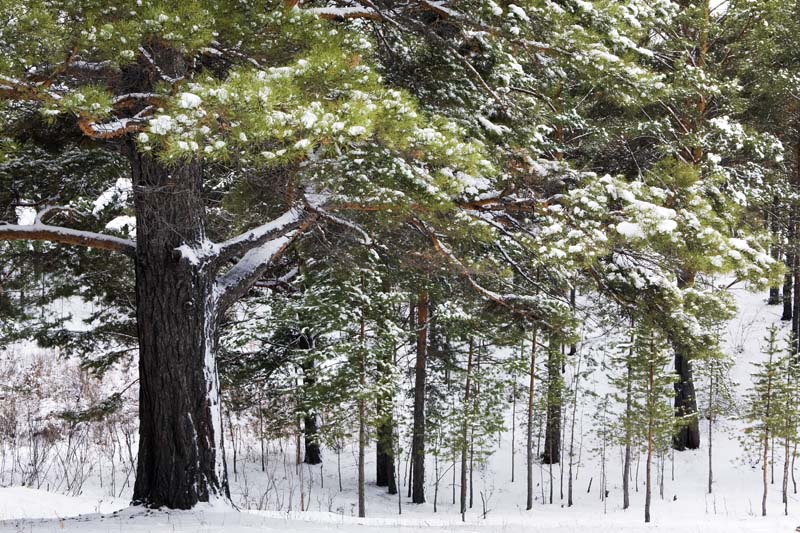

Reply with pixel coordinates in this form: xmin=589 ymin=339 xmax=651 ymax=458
xmin=623 ymin=355 xmax=633 ymax=509
xmin=376 ymin=367 xmax=397 ymax=494
xmin=526 ymin=329 xmax=537 ymax=510
xmin=376 ymin=440 xmax=388 ymax=487
xmin=543 ymin=338 xmax=561 ymax=464
xmin=376 ymin=413 xmax=397 ymax=494
xmin=673 ymin=272 xmax=700 ymax=450
xmin=782 ymin=250 xmax=793 ymax=322
xmin=130 ymin=152 xmax=229 ymax=509
xmin=645 ymin=361 xmax=654 ymax=524
xmin=304 ymin=415 xmax=322 ymax=465
xmin=672 ymin=350 xmax=700 ymax=450
xmin=769 ymin=198 xmax=781 ymax=305
xmin=411 ymin=291 xmax=429 ymax=504
xmin=793 ymin=238 xmax=800 ymax=356
xmin=300 ymin=348 xmax=322 ymax=466
xmin=358 ymin=309 xmax=366 ymax=518
xmin=460 ymin=337 xmax=474 ymax=521
xmin=376 ymin=323 xmax=397 ymax=494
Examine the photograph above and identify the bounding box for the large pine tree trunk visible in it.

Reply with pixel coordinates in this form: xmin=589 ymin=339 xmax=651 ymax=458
xmin=411 ymin=291 xmax=429 ymax=504
xmin=130 ymin=152 xmax=228 ymax=509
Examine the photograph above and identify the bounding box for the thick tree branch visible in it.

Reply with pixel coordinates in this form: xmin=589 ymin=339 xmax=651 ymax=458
xmin=308 ymin=6 xmax=383 ymax=21
xmin=0 ymin=223 xmax=135 ymax=256
xmin=216 ymin=215 xmax=318 ymax=312
xmin=78 ymin=117 xmax=144 ymax=140
xmin=213 ymin=207 xmax=305 ymax=269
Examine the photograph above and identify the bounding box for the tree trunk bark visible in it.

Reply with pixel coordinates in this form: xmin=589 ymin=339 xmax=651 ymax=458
xmin=769 ymin=198 xmax=781 ymax=305
xmin=130 ymin=152 xmax=228 ymax=509
xmin=543 ymin=338 xmax=561 ymax=464
xmin=783 ymin=254 xmax=793 ymax=322
xmin=460 ymin=337 xmax=474 ymax=521
xmin=300 ymin=349 xmax=322 ymax=466
xmin=526 ymin=329 xmax=537 ymax=510
xmin=645 ymin=362 xmax=654 ymax=523
xmin=623 ymin=328 xmax=634 ymax=509
xmin=673 ymin=270 xmax=700 ymax=451
xmin=793 ymin=240 xmax=800 ymax=356
xmin=673 ymin=351 xmax=700 ymax=450
xmin=358 ymin=311 xmax=366 ymax=518
xmin=376 ymin=413 xmax=397 ymax=493
xmin=376 ymin=437 xmax=388 ymax=487
xmin=376 ymin=341 xmax=397 ymax=494
xmin=708 ymin=370 xmax=714 ymax=494
xmin=411 ymin=291 xmax=429 ymax=504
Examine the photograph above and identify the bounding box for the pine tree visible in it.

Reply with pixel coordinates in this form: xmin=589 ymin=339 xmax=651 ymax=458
xmin=742 ymin=325 xmax=792 ymax=517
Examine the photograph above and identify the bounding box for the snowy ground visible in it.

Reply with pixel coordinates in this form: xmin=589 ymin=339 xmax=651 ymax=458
xmin=3 ymin=283 xmax=800 ymax=531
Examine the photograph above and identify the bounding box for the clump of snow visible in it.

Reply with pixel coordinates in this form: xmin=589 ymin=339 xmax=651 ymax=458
xmin=105 ymin=215 xmax=136 ymax=238
xmin=93 ymin=178 xmax=133 ymax=215
xmin=616 ymin=221 xmax=643 ymax=239
xmin=15 ymin=205 xmax=36 ymax=225
xmin=178 ymin=92 xmax=202 ymax=109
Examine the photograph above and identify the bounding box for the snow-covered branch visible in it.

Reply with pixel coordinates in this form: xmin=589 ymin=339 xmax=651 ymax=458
xmin=308 ymin=6 xmax=383 ymax=21
xmin=0 ymin=222 xmax=135 ymax=255
xmin=78 ymin=117 xmax=144 ymax=140
xmin=213 ymin=208 xmax=306 ymax=268
xmin=216 ymin=215 xmax=318 ymax=312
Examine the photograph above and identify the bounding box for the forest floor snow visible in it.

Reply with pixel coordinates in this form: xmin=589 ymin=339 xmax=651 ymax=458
xmin=0 ymin=489 xmax=797 ymax=532
xmin=3 ymin=283 xmax=800 ymax=531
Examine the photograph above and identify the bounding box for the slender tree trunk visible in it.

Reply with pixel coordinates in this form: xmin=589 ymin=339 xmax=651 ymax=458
xmin=526 ymin=329 xmax=537 ymax=510
xmin=793 ymin=245 xmax=800 ymax=357
xmin=460 ymin=337 xmax=474 ymax=521
xmin=301 ymin=353 xmax=322 ymax=466
xmin=673 ymin=272 xmax=701 ymax=451
xmin=769 ymin=199 xmax=781 ymax=305
xmin=376 ymin=439 xmax=388 ymax=487
xmin=783 ymin=264 xmax=794 ymax=322
xmin=377 ymin=412 xmax=397 ymax=494
xmin=645 ymin=363 xmax=654 ymax=523
xmin=376 ymin=338 xmax=397 ymax=494
xmin=784 ymin=435 xmax=790 ymax=516
xmin=708 ymin=370 xmax=714 ymax=494
xmin=511 ymin=371 xmax=517 ymax=483
xmin=762 ymin=365 xmax=773 ymax=517
xmin=623 ymin=358 xmax=633 ymax=509
xmin=543 ymin=338 xmax=561 ymax=464
xmin=763 ymin=428 xmax=770 ymax=517
xmin=673 ymin=351 xmax=700 ymax=449
xmin=358 ymin=311 xmax=366 ymax=518
xmin=130 ymin=152 xmax=228 ymax=509
xmin=411 ymin=291 xmax=429 ymax=504
xmin=567 ymin=345 xmax=582 ymax=507
xmin=784 ymin=219 xmax=794 ymax=322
